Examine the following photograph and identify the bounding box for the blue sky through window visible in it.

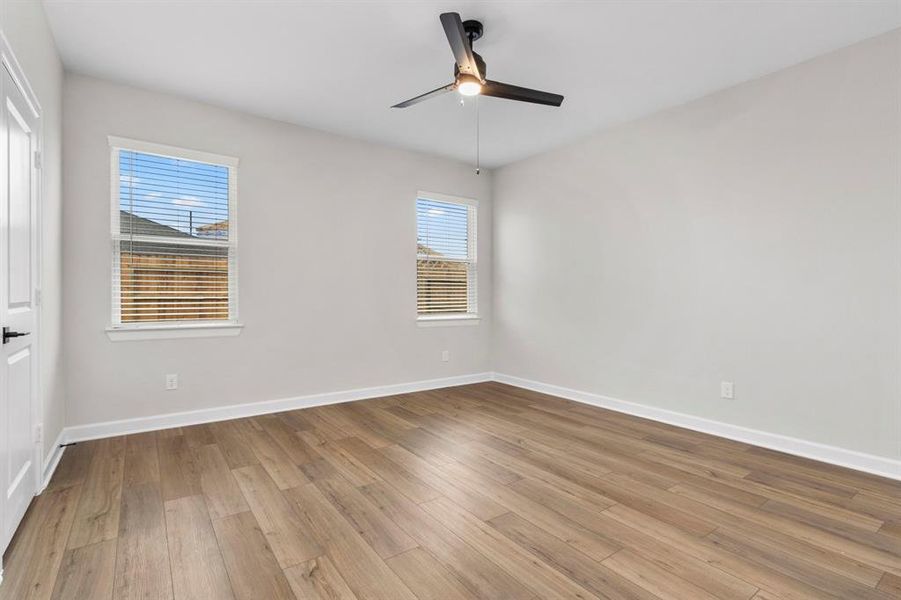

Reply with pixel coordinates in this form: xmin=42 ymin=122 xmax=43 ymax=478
xmin=416 ymin=198 xmax=470 ymax=259
xmin=119 ymin=150 xmax=229 ymax=238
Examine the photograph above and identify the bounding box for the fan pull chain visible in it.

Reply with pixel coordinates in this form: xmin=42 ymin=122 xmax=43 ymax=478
xmin=475 ymin=95 xmax=481 ymax=175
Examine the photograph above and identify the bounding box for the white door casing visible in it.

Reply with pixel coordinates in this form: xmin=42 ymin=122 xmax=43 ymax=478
xmin=0 ymin=35 xmax=42 ymax=565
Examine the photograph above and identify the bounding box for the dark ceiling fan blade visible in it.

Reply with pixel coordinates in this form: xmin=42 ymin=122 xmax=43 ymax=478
xmin=391 ymin=83 xmax=456 ymax=108
xmin=439 ymin=12 xmax=481 ymax=80
xmin=481 ymin=80 xmax=564 ymax=107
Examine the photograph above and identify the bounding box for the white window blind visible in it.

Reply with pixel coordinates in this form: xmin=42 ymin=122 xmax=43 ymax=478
xmin=416 ymin=195 xmax=477 ymax=317
xmin=110 ymin=139 xmax=238 ymax=326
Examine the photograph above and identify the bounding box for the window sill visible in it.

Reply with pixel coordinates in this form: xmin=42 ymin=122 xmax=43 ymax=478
xmin=106 ymin=323 xmax=244 ymax=341
xmin=417 ymin=315 xmax=481 ymax=328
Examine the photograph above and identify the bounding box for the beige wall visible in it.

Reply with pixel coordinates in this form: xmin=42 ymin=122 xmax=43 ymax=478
xmin=492 ymin=31 xmax=901 ymax=460
xmin=1 ymin=0 xmax=65 ymax=459
xmin=63 ymin=74 xmax=492 ymax=426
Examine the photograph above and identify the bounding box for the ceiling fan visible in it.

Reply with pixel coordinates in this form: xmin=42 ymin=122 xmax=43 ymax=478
xmin=392 ymin=12 xmax=564 ymax=109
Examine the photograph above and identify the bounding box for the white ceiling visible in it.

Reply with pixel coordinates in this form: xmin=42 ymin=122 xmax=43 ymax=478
xmin=43 ymin=1 xmax=900 ymax=168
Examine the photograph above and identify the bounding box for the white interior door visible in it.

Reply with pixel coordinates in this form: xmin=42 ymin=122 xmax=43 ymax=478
xmin=0 ymin=60 xmax=39 ymax=554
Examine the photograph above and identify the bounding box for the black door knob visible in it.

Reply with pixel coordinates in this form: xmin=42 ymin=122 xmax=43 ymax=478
xmin=3 ymin=326 xmax=29 ymax=344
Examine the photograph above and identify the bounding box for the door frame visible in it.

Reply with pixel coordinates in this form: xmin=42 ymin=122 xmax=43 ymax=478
xmin=0 ymin=30 xmax=44 ymax=508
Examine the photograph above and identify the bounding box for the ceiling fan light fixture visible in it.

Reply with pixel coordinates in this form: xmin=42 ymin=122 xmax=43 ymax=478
xmin=390 ymin=13 xmax=563 ymax=109
xmin=457 ymin=75 xmax=482 ymax=96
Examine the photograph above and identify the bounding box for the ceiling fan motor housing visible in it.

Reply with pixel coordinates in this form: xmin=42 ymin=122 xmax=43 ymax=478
xmin=455 ymin=53 xmax=487 ymax=83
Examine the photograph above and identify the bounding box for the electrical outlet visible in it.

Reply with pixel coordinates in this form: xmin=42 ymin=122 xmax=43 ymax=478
xmin=166 ymin=374 xmax=178 ymax=391
xmin=441 ymin=350 xmax=450 ymax=362
xmin=720 ymin=381 xmax=734 ymax=399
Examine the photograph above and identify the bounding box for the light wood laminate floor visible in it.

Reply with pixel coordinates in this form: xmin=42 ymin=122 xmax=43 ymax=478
xmin=2 ymin=382 xmax=899 ymax=599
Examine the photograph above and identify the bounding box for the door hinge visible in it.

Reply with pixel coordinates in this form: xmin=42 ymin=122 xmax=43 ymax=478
xmin=34 ymin=150 xmax=42 ymax=170
xmin=34 ymin=424 xmax=43 ymax=445
xmin=34 ymin=289 xmax=42 ymax=307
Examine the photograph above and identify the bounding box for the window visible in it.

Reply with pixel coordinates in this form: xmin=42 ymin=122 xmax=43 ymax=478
xmin=109 ymin=137 xmax=238 ymax=334
xmin=416 ymin=193 xmax=478 ymax=321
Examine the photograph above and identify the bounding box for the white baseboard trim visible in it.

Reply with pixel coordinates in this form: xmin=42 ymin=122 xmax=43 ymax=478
xmin=62 ymin=372 xmax=493 ymax=444
xmin=53 ymin=370 xmax=900 ymax=483
xmin=493 ymin=372 xmax=901 ymax=482
xmin=40 ymin=429 xmax=67 ymax=492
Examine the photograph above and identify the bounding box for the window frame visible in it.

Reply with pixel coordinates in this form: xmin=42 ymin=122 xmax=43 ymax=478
xmin=415 ymin=191 xmax=479 ymax=326
xmin=106 ymin=136 xmax=242 ymax=340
